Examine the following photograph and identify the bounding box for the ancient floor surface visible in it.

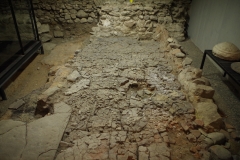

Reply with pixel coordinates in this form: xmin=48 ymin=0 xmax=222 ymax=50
xmin=3 ymin=36 xmax=240 ymax=160
xmin=55 ymin=37 xmax=196 ymax=160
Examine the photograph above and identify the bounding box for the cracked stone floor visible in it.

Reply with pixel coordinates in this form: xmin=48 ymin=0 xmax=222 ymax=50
xmin=1 ymin=36 xmax=238 ymax=160
xmin=54 ymin=37 xmax=205 ymax=160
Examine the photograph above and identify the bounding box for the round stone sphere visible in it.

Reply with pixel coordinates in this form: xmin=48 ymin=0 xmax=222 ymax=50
xmin=212 ymin=42 xmax=240 ymax=61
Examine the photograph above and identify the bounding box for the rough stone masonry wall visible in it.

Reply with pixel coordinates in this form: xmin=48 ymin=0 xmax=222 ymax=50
xmin=0 ymin=0 xmax=191 ymax=41
xmin=0 ymin=0 xmax=34 ymax=41
xmin=32 ymin=0 xmax=98 ymax=24
xmin=32 ymin=0 xmax=191 ymax=41
xmin=92 ymin=0 xmax=191 ymax=41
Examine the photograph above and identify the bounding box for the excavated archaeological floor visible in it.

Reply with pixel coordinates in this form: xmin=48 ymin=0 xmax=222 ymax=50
xmin=1 ymin=36 xmax=240 ymax=159
xmin=54 ymin=37 xmax=206 ymax=160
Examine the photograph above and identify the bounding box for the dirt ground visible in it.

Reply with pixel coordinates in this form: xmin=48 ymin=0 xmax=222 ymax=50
xmin=0 ymin=34 xmax=91 ymax=119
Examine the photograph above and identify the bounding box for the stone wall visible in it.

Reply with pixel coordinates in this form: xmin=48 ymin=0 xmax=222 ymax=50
xmin=92 ymin=0 xmax=191 ymax=41
xmin=0 ymin=0 xmax=35 ymax=41
xmin=32 ymin=0 xmax=98 ymax=25
xmin=0 ymin=0 xmax=191 ymax=41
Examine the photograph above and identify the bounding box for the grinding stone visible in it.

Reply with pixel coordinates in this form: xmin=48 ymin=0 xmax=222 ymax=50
xmin=212 ymin=42 xmax=240 ymax=61
xmin=231 ymin=62 xmax=240 ymax=74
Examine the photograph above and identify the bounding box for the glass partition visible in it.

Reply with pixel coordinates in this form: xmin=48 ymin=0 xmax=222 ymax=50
xmin=0 ymin=0 xmax=43 ymax=100
xmin=0 ymin=0 xmax=22 ymax=67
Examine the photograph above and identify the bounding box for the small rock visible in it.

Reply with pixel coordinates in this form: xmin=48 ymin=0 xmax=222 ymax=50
xmin=39 ymin=24 xmax=50 ymax=34
xmin=171 ymin=49 xmax=182 ymax=55
xmin=75 ymin=50 xmax=81 ymax=54
xmin=224 ymin=142 xmax=231 ymax=149
xmin=124 ymin=20 xmax=136 ymax=28
xmin=43 ymin=43 xmax=56 ymax=51
xmin=186 ymin=133 xmax=196 ymax=142
xmin=209 ymin=145 xmax=232 ymax=160
xmin=54 ymin=31 xmax=64 ymax=38
xmin=204 ymin=137 xmax=214 ymax=147
xmin=76 ymin=10 xmax=88 ymax=18
xmin=220 ymin=129 xmax=231 ymax=140
xmin=67 ymin=70 xmax=81 ymax=82
xmin=9 ymin=99 xmax=25 ymax=109
xmin=163 ymin=136 xmax=170 ymax=143
xmin=80 ymin=18 xmax=87 ymax=23
xmin=195 ymin=102 xmax=222 ymax=127
xmin=139 ymin=146 xmax=147 ymax=152
xmin=65 ymin=79 xmax=90 ymax=95
xmin=175 ymin=52 xmax=186 ymax=58
xmin=190 ymin=130 xmax=201 ymax=138
xmin=59 ymin=141 xmax=73 ymax=148
xmin=225 ymin=122 xmax=235 ymax=129
xmin=137 ymin=90 xmax=144 ymax=97
xmin=167 ymin=38 xmax=174 ymax=43
xmin=179 ymin=120 xmax=189 ymax=131
xmin=207 ymin=132 xmax=226 ymax=145
xmin=41 ymin=34 xmax=52 ymax=42
xmin=182 ymin=57 xmax=193 ymax=66
xmin=190 ymin=145 xmax=201 ymax=153
xmin=169 ymin=43 xmax=181 ymax=49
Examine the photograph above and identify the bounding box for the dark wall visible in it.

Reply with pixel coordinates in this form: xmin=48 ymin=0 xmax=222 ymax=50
xmin=188 ymin=0 xmax=240 ymax=51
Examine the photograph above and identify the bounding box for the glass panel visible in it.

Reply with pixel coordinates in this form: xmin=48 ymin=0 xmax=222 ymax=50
xmin=13 ymin=0 xmax=35 ymax=45
xmin=0 ymin=0 xmax=22 ymax=67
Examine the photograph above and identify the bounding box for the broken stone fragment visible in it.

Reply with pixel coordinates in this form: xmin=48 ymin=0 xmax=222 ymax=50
xmin=65 ymin=79 xmax=90 ymax=95
xmin=38 ymin=86 xmax=60 ymax=102
xmin=38 ymin=24 xmax=50 ymax=34
xmin=190 ymin=130 xmax=201 ymax=139
xmin=124 ymin=20 xmax=136 ymax=28
xmin=179 ymin=120 xmax=189 ymax=131
xmin=189 ymin=83 xmax=215 ymax=99
xmin=53 ymin=31 xmax=64 ymax=38
xmin=76 ymin=10 xmax=88 ymax=18
xmin=152 ymin=93 xmax=168 ymax=107
xmin=175 ymin=52 xmax=186 ymax=58
xmin=130 ymin=98 xmax=144 ymax=108
xmin=171 ymin=48 xmax=182 ymax=55
xmin=167 ymin=37 xmax=174 ymax=43
xmin=192 ymin=78 xmax=211 ymax=86
xmin=195 ymin=101 xmax=222 ymax=127
xmin=41 ymin=34 xmax=52 ymax=42
xmin=169 ymin=42 xmax=181 ymax=49
xmin=43 ymin=42 xmax=56 ymax=51
xmin=186 ymin=133 xmax=196 ymax=142
xmin=9 ymin=99 xmax=25 ymax=109
xmin=209 ymin=145 xmax=232 ymax=160
xmin=148 ymin=143 xmax=170 ymax=159
xmin=182 ymin=57 xmax=193 ymax=66
xmin=67 ymin=70 xmax=81 ymax=82
xmin=178 ymin=66 xmax=202 ymax=84
xmin=207 ymin=132 xmax=226 ymax=145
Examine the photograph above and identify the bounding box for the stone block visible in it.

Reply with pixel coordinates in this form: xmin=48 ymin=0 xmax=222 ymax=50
xmin=77 ymin=10 xmax=88 ymax=18
xmin=195 ymin=101 xmax=222 ymax=127
xmin=209 ymin=145 xmax=232 ymax=160
xmin=54 ymin=31 xmax=64 ymax=38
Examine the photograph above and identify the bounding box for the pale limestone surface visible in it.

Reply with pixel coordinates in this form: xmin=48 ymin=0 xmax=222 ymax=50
xmin=0 ymin=102 xmax=71 ymax=160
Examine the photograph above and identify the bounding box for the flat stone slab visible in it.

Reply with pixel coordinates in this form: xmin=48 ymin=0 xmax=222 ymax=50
xmin=43 ymin=42 xmax=57 ymax=51
xmin=0 ymin=102 xmax=71 ymax=160
xmin=8 ymin=99 xmax=25 ymax=109
xmin=41 ymin=41 xmax=82 ymax=66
